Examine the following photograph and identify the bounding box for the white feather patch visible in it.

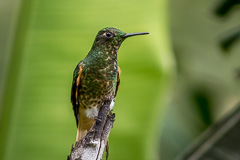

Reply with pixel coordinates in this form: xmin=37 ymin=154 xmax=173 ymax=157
xmin=85 ymin=107 xmax=98 ymax=118
xmin=84 ymin=100 xmax=115 ymax=118
xmin=110 ymin=100 xmax=115 ymax=111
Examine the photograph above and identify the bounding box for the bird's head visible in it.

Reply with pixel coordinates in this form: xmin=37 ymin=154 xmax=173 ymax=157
xmin=91 ymin=27 xmax=149 ymax=51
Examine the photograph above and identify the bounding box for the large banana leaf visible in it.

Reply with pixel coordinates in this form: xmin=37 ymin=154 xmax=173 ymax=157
xmin=0 ymin=0 xmax=175 ymax=160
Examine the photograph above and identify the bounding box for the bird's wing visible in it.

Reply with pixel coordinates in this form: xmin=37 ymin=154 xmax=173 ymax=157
xmin=115 ymin=66 xmax=121 ymax=97
xmin=71 ymin=62 xmax=83 ymax=126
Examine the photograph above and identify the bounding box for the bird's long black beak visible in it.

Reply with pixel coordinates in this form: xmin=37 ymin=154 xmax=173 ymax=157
xmin=122 ymin=32 xmax=149 ymax=38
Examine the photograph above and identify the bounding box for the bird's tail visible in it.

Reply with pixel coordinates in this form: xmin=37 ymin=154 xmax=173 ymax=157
xmin=76 ymin=115 xmax=95 ymax=142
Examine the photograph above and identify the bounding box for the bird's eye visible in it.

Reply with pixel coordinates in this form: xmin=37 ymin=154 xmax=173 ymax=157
xmin=105 ymin=32 xmax=113 ymax=38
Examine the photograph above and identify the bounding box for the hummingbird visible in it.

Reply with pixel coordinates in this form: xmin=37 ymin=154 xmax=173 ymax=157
xmin=71 ymin=27 xmax=149 ymax=141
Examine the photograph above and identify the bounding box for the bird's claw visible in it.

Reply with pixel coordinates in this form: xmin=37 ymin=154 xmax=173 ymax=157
xmin=94 ymin=116 xmax=102 ymax=122
xmin=89 ymin=126 xmax=95 ymax=132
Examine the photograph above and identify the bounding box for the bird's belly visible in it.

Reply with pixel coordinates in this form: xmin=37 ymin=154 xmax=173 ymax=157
xmin=83 ymin=99 xmax=115 ymax=119
xmin=79 ymin=83 xmax=115 ymax=119
xmin=79 ymin=79 xmax=116 ymax=110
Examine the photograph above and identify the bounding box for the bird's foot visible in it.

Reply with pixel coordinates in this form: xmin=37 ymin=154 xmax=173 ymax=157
xmin=94 ymin=116 xmax=102 ymax=123
xmin=89 ymin=126 xmax=95 ymax=132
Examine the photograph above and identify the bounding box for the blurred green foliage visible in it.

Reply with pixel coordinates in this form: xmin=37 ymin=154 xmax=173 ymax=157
xmin=160 ymin=0 xmax=240 ymax=159
xmin=0 ymin=0 xmax=175 ymax=160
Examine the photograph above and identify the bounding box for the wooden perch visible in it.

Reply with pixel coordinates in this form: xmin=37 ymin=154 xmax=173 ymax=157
xmin=67 ymin=100 xmax=115 ymax=160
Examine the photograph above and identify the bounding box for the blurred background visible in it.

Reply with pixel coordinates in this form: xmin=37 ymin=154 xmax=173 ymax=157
xmin=0 ymin=0 xmax=240 ymax=160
